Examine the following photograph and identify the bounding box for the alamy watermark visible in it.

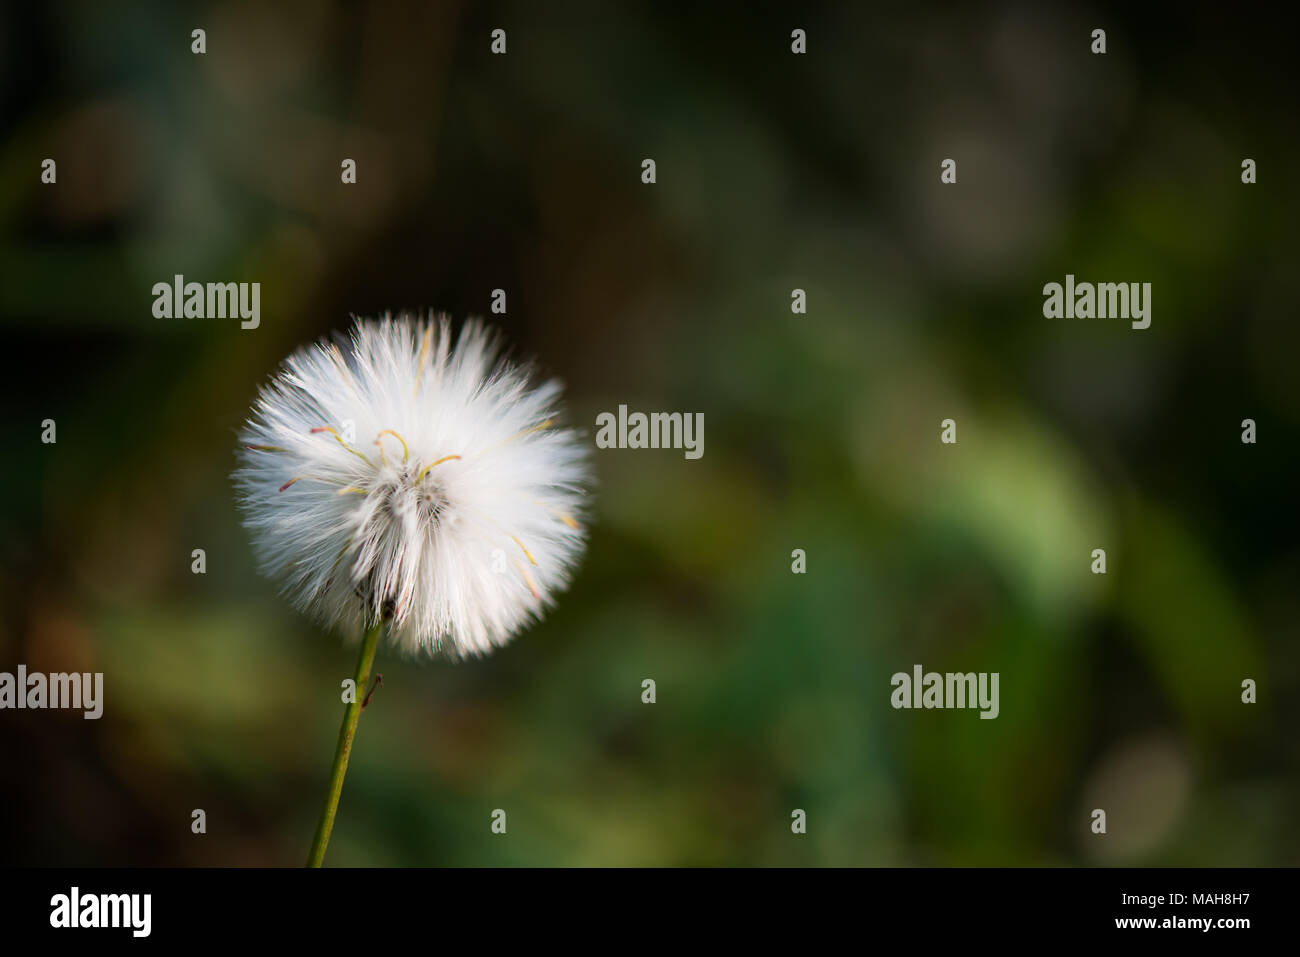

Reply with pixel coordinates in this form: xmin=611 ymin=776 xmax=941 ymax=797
xmin=152 ymin=274 xmax=260 ymax=329
xmin=50 ymin=887 xmax=150 ymax=937
xmin=891 ymin=664 xmax=999 ymax=719
xmin=1043 ymin=274 xmax=1151 ymax=330
xmin=595 ymin=405 xmax=704 ymax=459
xmin=0 ymin=666 xmax=103 ymax=719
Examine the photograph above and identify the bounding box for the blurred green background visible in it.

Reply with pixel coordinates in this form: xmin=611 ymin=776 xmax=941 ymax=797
xmin=1 ymin=1 xmax=1297 ymax=866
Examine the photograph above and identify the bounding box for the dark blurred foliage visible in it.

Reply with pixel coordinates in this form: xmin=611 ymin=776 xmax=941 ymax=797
xmin=1 ymin=1 xmax=1297 ymax=865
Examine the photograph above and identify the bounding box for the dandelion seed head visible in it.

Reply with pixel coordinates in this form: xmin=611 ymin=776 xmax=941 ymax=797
xmin=233 ymin=313 xmax=591 ymax=657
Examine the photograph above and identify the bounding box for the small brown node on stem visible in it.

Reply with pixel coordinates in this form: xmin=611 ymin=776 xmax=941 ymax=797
xmin=362 ymin=674 xmax=384 ymax=709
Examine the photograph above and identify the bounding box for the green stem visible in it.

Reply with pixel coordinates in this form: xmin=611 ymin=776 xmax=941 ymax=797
xmin=306 ymin=618 xmax=384 ymax=867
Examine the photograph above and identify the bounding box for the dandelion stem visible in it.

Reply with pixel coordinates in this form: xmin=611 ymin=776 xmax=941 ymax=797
xmin=306 ymin=617 xmax=384 ymax=867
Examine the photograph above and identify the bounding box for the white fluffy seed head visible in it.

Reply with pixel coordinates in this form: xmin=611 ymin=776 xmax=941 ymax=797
xmin=233 ymin=313 xmax=591 ymax=658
